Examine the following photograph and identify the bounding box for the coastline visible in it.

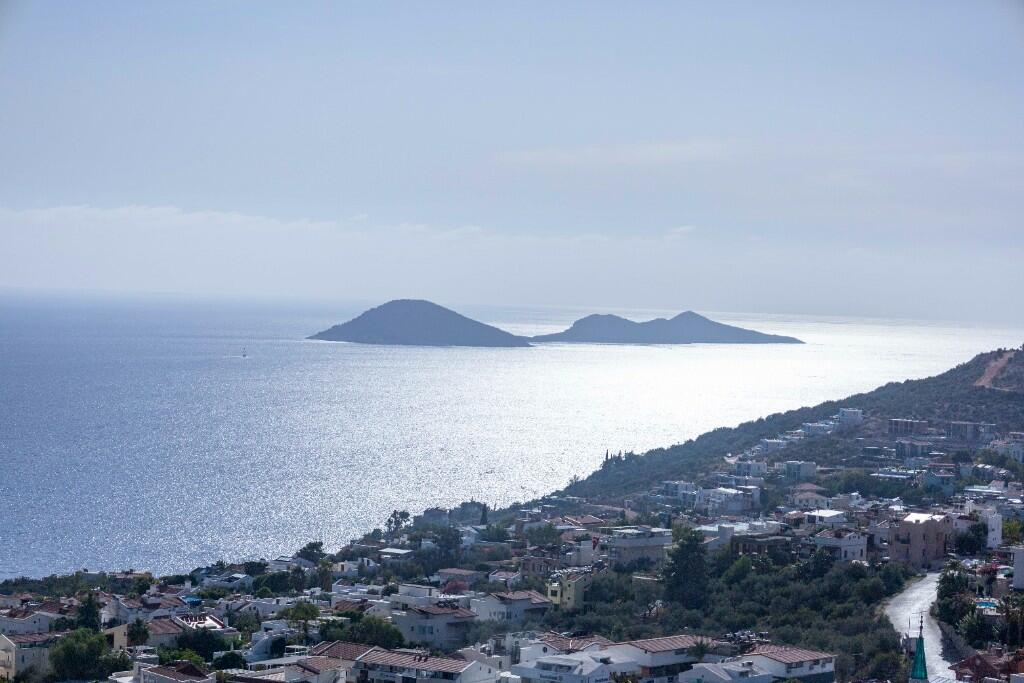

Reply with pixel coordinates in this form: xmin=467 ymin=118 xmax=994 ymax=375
xmin=3 ymin=298 xmax=1022 ymax=580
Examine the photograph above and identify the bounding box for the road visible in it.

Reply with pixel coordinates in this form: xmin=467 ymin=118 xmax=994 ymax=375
xmin=883 ymin=573 xmax=956 ymax=680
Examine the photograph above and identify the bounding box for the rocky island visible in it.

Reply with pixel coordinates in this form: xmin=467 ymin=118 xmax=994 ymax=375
xmin=309 ymin=299 xmax=531 ymax=347
xmin=532 ymin=310 xmax=803 ymax=344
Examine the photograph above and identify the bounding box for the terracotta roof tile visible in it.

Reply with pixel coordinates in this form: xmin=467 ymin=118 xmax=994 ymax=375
xmin=747 ymin=644 xmax=835 ymax=664
xmin=624 ymin=634 xmax=722 ymax=653
xmin=357 ymin=649 xmax=474 ymax=674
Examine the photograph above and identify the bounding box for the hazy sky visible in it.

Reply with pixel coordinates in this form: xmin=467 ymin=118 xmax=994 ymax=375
xmin=1 ymin=1 xmax=1022 ymax=321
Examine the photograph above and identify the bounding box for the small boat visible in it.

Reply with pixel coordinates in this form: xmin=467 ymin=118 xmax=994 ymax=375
xmin=241 ymin=347 xmax=247 ymax=358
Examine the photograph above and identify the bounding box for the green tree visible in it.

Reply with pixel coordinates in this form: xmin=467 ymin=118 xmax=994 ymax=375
xmin=385 ymin=510 xmax=411 ymax=538
xmin=1005 ymin=519 xmax=1024 ymax=546
xmin=344 ymin=615 xmax=405 ymax=649
xmin=285 ymin=601 xmax=321 ymax=643
xmin=76 ymin=591 xmax=101 ymax=631
xmin=176 ymin=628 xmax=228 ymax=662
xmin=229 ymin=610 xmax=261 ymax=637
xmin=289 ymin=565 xmax=308 ymax=593
xmin=213 ymin=650 xmax=247 ymax=670
xmin=663 ymin=528 xmax=707 ymax=609
xmin=316 ymin=559 xmax=334 ymax=591
xmin=954 ymin=523 xmax=988 ymax=556
xmin=959 ymin=609 xmax=993 ymax=648
xmin=721 ymin=556 xmax=752 ymax=586
xmin=50 ymin=628 xmax=119 ymax=680
xmin=243 ymin=561 xmax=268 ymax=576
xmin=253 ymin=571 xmax=291 ymax=595
xmin=159 ymin=648 xmax=205 ymax=666
xmin=799 ymin=549 xmax=835 ymax=580
xmin=435 ymin=526 xmax=463 ymax=564
xmin=525 ymin=524 xmax=561 ymax=547
xmin=128 ymin=617 xmax=150 ymax=647
xmin=296 ymin=541 xmax=325 ymax=564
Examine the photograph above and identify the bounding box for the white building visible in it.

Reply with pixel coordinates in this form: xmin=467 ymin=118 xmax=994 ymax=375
xmin=391 ymin=604 xmax=478 ymax=650
xmin=804 ymin=510 xmax=847 ymax=528
xmin=470 ymin=591 xmax=552 ymax=624
xmin=679 ymin=661 xmax=774 ymax=683
xmin=1014 ymin=548 xmax=1024 ymax=591
xmin=513 ymin=651 xmax=639 ymax=683
xmin=604 ymin=635 xmax=726 ymax=683
xmin=201 ymin=573 xmax=254 ymax=592
xmin=962 ymin=502 xmax=1003 ymax=549
xmin=0 ymin=632 xmax=64 ymax=680
xmin=604 ymin=527 xmax=674 ymax=567
xmin=694 ymin=488 xmax=754 ymax=516
xmin=352 ymin=648 xmax=501 ymax=683
xmin=811 ymin=528 xmax=867 ymax=562
xmin=0 ymin=608 xmax=62 ymax=635
xmin=782 ymin=462 xmax=818 ymax=482
xmin=838 ymin=409 xmax=864 ymax=426
xmin=736 ymin=645 xmax=835 ymax=683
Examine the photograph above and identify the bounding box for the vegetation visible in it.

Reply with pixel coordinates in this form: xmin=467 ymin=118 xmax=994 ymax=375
xmin=320 ymin=614 xmax=404 ymax=649
xmin=175 ymin=627 xmax=229 ymax=662
xmin=545 ymin=550 xmax=912 ymax=683
xmin=128 ymin=617 xmax=150 ymax=646
xmin=296 ymin=541 xmax=326 ymax=564
xmin=76 ymin=592 xmax=101 ymax=631
xmin=953 ymin=522 xmax=989 ymax=556
xmin=159 ymin=648 xmax=205 ymax=666
xmin=564 ymin=350 xmax=1024 ymax=499
xmin=212 ymin=650 xmax=248 ymax=670
xmin=49 ymin=629 xmax=130 ymax=681
xmin=663 ymin=528 xmax=707 ymax=609
xmin=0 ymin=572 xmax=152 ymax=598
xmin=282 ymin=600 xmax=321 ymax=642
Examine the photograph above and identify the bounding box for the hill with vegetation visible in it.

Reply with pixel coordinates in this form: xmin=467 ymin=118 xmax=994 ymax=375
xmin=532 ymin=310 xmax=802 ymax=344
xmin=564 ymin=346 xmax=1024 ymax=499
xmin=309 ymin=299 xmax=531 ymax=347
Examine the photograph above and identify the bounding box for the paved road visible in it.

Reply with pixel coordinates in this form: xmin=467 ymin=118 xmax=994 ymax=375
xmin=883 ymin=573 xmax=956 ymax=680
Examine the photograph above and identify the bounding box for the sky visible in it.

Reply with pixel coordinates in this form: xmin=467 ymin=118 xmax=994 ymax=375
xmin=1 ymin=1 xmax=1022 ymax=322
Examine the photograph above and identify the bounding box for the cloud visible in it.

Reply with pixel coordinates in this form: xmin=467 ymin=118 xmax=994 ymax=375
xmin=665 ymin=225 xmax=698 ymax=239
xmin=496 ymin=139 xmax=735 ymax=168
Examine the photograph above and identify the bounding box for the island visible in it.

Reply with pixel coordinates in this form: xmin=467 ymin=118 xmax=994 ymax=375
xmin=308 ymin=299 xmax=532 ymax=347
xmin=531 ymin=310 xmax=803 ymax=344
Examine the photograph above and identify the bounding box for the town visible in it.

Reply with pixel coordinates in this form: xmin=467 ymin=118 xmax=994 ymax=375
xmin=5 ymin=353 xmax=1024 ymax=683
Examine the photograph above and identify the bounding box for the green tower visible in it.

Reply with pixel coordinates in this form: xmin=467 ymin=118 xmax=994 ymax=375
xmin=909 ymin=616 xmax=928 ymax=683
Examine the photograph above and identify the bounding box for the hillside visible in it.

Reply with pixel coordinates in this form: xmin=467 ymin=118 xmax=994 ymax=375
xmin=309 ymin=300 xmax=531 ymax=347
xmin=563 ymin=345 xmax=1024 ymax=499
xmin=532 ymin=310 xmax=802 ymax=344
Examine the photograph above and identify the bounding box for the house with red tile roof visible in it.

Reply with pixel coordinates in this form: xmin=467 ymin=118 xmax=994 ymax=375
xmin=141 ymin=660 xmax=215 ymax=683
xmin=0 ymin=631 xmax=67 ymax=680
xmin=352 ymin=648 xmax=500 ymax=683
xmin=603 ymin=635 xmax=729 ymax=683
xmin=470 ymin=591 xmax=551 ymax=624
xmin=391 ymin=604 xmax=479 ymax=650
xmin=738 ymin=645 xmax=836 ymax=683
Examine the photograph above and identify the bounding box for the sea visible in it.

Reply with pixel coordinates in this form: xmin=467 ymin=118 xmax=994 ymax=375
xmin=1 ymin=293 xmax=1022 ymax=580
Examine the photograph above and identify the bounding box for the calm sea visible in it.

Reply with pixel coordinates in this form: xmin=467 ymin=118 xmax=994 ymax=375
xmin=1 ymin=294 xmax=1022 ymax=579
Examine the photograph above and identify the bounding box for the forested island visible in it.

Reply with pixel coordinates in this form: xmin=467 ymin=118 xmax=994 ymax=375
xmin=309 ymin=299 xmax=531 ymax=347
xmin=309 ymin=300 xmax=800 ymax=347
xmin=532 ymin=310 xmax=803 ymax=344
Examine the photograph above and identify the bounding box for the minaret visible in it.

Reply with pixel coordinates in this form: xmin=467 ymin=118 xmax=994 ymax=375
xmin=909 ymin=615 xmax=929 ymax=683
